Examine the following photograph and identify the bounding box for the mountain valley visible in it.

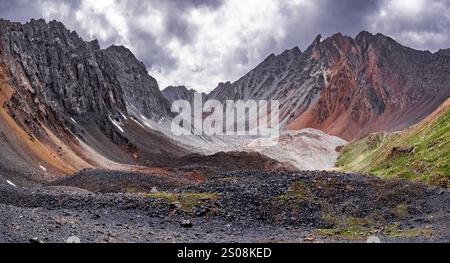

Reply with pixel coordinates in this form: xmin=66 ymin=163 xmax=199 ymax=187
xmin=0 ymin=18 xmax=449 ymax=243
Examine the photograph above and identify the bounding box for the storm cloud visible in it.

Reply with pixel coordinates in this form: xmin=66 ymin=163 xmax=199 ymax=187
xmin=1 ymin=0 xmax=449 ymax=92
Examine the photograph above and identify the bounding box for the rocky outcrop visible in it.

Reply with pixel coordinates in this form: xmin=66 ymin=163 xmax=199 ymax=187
xmin=436 ymin=48 xmax=450 ymax=57
xmin=1 ymin=19 xmax=122 ymax=127
xmin=0 ymin=18 xmax=171 ymax=144
xmin=207 ymin=47 xmax=319 ymax=125
xmin=208 ymin=31 xmax=450 ymax=140
xmin=102 ymin=46 xmax=171 ymax=119
xmin=162 ymin=85 xmax=205 ymax=104
xmin=290 ymin=32 xmax=450 ymax=140
xmin=0 ymin=18 xmax=181 ymax=180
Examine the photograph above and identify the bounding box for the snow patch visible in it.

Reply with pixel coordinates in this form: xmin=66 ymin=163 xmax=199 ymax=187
xmin=120 ymin=112 xmax=128 ymax=120
xmin=139 ymin=114 xmax=155 ymax=129
xmin=39 ymin=165 xmax=47 ymax=172
xmin=66 ymin=236 xmax=81 ymax=243
xmin=6 ymin=180 xmax=17 ymax=187
xmin=130 ymin=117 xmax=145 ymax=129
xmin=243 ymin=129 xmax=347 ymax=170
xmin=109 ymin=116 xmax=124 ymax=133
xmin=70 ymin=117 xmax=77 ymax=124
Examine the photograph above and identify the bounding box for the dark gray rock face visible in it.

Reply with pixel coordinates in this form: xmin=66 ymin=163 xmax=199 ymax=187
xmin=208 ymin=47 xmax=304 ymax=103
xmin=207 ymin=46 xmax=324 ymax=125
xmin=0 ymin=19 xmax=125 ymax=117
xmin=102 ymin=46 xmax=171 ymax=119
xmin=436 ymin=48 xmax=450 ymax=57
xmin=162 ymin=85 xmax=205 ymax=104
xmin=0 ymin=18 xmax=171 ymax=142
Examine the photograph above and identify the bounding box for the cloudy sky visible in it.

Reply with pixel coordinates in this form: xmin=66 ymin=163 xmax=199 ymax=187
xmin=1 ymin=0 xmax=450 ymax=92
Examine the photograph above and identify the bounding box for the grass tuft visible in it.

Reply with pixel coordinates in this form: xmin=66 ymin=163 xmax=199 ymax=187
xmin=146 ymin=192 xmax=218 ymax=213
xmin=337 ymin=103 xmax=450 ymax=188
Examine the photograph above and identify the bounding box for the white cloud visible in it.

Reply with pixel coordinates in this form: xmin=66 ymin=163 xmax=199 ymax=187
xmin=388 ymin=0 xmax=425 ymax=16
xmin=154 ymin=0 xmax=291 ymax=92
xmin=153 ymin=0 xmax=320 ymax=92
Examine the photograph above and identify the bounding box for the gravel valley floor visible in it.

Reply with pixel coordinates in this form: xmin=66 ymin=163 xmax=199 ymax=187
xmin=0 ymin=170 xmax=449 ymax=243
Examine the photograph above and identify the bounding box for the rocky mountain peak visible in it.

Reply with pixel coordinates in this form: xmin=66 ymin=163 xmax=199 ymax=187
xmin=279 ymin=46 xmax=302 ymax=61
xmin=436 ymin=48 xmax=450 ymax=57
xmin=260 ymin=53 xmax=277 ymax=65
xmin=87 ymin=39 xmax=101 ymax=50
xmin=0 ymin=19 xmax=171 ymax=147
xmin=329 ymin=32 xmax=345 ymax=40
xmin=27 ymin=18 xmax=47 ymax=26
xmin=106 ymin=45 xmax=135 ymax=57
xmin=367 ymin=33 xmax=419 ymax=54
xmin=355 ymin=30 xmax=374 ymax=40
xmin=162 ymin=85 xmax=205 ymax=104
xmin=355 ymin=30 xmax=374 ymax=50
xmin=313 ymin=34 xmax=322 ymax=45
xmin=209 ymin=30 xmax=450 ymax=140
xmin=310 ymin=32 xmax=357 ymax=49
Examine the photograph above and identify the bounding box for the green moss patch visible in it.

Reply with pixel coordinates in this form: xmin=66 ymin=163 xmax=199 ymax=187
xmin=383 ymin=224 xmax=432 ymax=239
xmin=276 ymin=182 xmax=312 ymax=202
xmin=337 ymin=106 xmax=450 ymax=188
xmin=146 ymin=192 xmax=218 ymax=212
xmin=316 ymin=217 xmax=375 ymax=240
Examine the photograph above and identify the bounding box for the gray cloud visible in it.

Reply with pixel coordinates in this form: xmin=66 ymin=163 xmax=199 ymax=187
xmin=367 ymin=0 xmax=450 ymax=51
xmin=0 ymin=0 xmax=449 ymax=92
xmin=278 ymin=0 xmax=382 ymax=52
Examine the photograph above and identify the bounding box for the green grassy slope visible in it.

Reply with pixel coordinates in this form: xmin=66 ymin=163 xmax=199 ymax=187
xmin=336 ymin=98 xmax=450 ymax=187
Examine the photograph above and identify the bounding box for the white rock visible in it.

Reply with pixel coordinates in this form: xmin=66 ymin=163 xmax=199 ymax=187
xmin=366 ymin=236 xmax=382 ymax=243
xmin=109 ymin=116 xmax=124 ymax=133
xmin=120 ymin=112 xmax=128 ymax=120
xmin=6 ymin=180 xmax=17 ymax=187
xmin=66 ymin=236 xmax=81 ymax=243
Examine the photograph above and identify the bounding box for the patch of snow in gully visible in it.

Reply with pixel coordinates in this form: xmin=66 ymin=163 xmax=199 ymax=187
xmin=120 ymin=112 xmax=128 ymax=120
xmin=109 ymin=116 xmax=125 ymax=133
xmin=6 ymin=180 xmax=17 ymax=187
